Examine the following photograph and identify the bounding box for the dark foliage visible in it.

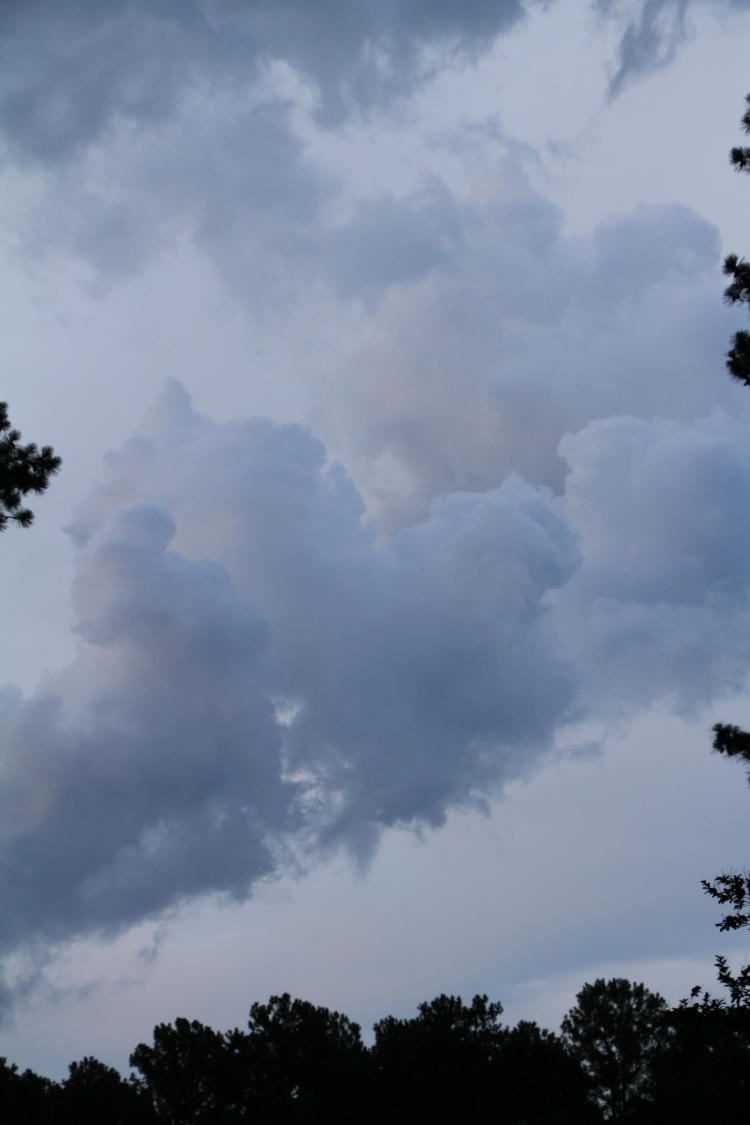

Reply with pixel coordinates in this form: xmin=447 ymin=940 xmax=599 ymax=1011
xmin=646 ymin=991 xmax=750 ymax=1121
xmin=372 ymin=993 xmax=594 ymax=1125
xmin=561 ymin=979 xmax=668 ymax=1123
xmin=0 ymin=1056 xmax=55 ymax=1125
xmin=372 ymin=993 xmax=506 ymax=1124
xmin=701 ymin=870 xmax=750 ymax=934
xmin=498 ymin=1019 xmax=599 ymax=1125
xmin=1 ymin=991 xmax=600 ymax=1125
xmin=130 ymin=1018 xmax=246 ymax=1124
xmin=724 ymin=93 xmax=750 ymax=384
xmin=242 ymin=993 xmax=369 ymax=1123
xmin=711 ymin=721 xmax=750 ymax=768
xmin=729 ymin=91 xmax=750 ymax=172
xmin=8 ymin=978 xmax=750 ymax=1125
xmin=703 ymin=94 xmax=750 ymax=1005
xmin=130 ymin=996 xmax=369 ymax=1125
xmin=700 ymin=726 xmax=750 ymax=933
xmin=0 ymin=402 xmax=61 ymax=532
xmin=700 ymin=720 xmax=750 ymax=999
xmin=55 ymin=1056 xmax=154 ymax=1125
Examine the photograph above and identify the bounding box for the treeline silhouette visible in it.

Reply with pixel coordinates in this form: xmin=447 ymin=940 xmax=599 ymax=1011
xmin=2 ymin=978 xmax=750 ymax=1124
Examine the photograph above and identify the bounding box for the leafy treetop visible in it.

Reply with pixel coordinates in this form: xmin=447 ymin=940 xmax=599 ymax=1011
xmin=0 ymin=401 xmax=61 ymax=532
xmin=723 ymin=92 xmax=750 ymax=385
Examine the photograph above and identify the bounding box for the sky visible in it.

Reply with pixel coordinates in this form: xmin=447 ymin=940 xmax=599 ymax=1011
xmin=2 ymin=0 xmax=750 ymax=1080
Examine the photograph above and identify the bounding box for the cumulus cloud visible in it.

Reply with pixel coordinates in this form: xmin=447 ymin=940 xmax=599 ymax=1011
xmin=556 ymin=411 xmax=750 ymax=716
xmin=30 ymin=99 xmax=727 ymax=529
xmin=0 ymin=382 xmax=578 ymax=968
xmin=0 ymin=497 xmax=288 ymax=949
xmin=315 ymin=195 xmax=735 ymax=529
xmin=3 ymin=383 xmax=750 ymax=983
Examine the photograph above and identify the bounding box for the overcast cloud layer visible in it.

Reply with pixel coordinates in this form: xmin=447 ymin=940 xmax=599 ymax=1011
xmin=1 ymin=0 xmax=747 ymax=172
xmin=2 ymin=0 xmax=750 ymax=1042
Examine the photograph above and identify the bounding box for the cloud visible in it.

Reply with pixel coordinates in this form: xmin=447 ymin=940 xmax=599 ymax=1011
xmin=555 ymin=410 xmax=750 ymax=717
xmin=2 ymin=0 xmax=744 ymax=181
xmin=0 ymin=0 xmax=545 ymax=300
xmin=0 ymin=382 xmax=578 ymax=972
xmin=0 ymin=0 xmax=533 ymax=170
xmin=0 ymin=497 xmax=288 ymax=951
xmin=16 ymin=95 xmax=733 ymax=537
xmin=4 ymin=0 xmax=738 ymax=316
xmin=596 ymin=0 xmax=750 ymax=96
xmin=314 ymin=195 xmax=731 ymax=530
xmin=4 ymin=382 xmax=750 ymax=987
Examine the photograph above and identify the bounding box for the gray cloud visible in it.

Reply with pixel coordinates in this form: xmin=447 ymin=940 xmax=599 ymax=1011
xmin=0 ymin=1 xmax=539 ymax=302
xmin=596 ymin=0 xmax=750 ymax=96
xmin=27 ymin=111 xmax=727 ymax=523
xmin=2 ymin=0 xmax=744 ymax=180
xmin=315 ymin=194 xmax=732 ymax=530
xmin=0 ymin=497 xmax=289 ymax=949
xmin=555 ymin=411 xmax=750 ymax=716
xmin=0 ymin=382 xmax=579 ymax=968
xmin=4 ymin=383 xmax=750 ymax=981
xmin=5 ymin=0 xmax=740 ymax=312
xmin=0 ymin=0 xmax=533 ymax=170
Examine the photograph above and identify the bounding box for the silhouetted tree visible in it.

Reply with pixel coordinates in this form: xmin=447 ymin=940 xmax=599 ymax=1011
xmin=242 ymin=993 xmax=369 ymax=1123
xmin=54 ymin=1056 xmax=153 ymax=1125
xmin=373 ymin=993 xmax=505 ymax=1124
xmin=646 ymin=988 xmax=750 ymax=1121
xmin=130 ymin=1018 xmax=244 ymax=1124
xmin=701 ymin=724 xmax=750 ymax=949
xmin=130 ymin=996 xmax=369 ymax=1125
xmin=560 ymin=979 xmax=668 ymax=1122
xmin=499 ymin=1019 xmax=599 ymax=1125
xmin=0 ymin=402 xmax=61 ymax=531
xmin=697 ymin=90 xmax=750 ymax=1007
xmin=0 ymin=1056 xmax=55 ymax=1124
xmin=373 ymin=994 xmax=594 ymax=1124
xmin=724 ymin=92 xmax=750 ymax=384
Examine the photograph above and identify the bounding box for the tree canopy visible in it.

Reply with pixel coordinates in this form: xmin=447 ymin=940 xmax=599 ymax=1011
xmin=12 ymin=980 xmax=750 ymax=1124
xmin=0 ymin=402 xmax=61 ymax=532
xmin=701 ymin=91 xmax=750 ymax=1006
xmin=723 ymin=92 xmax=750 ymax=385
xmin=560 ymin=978 xmax=668 ymax=1123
